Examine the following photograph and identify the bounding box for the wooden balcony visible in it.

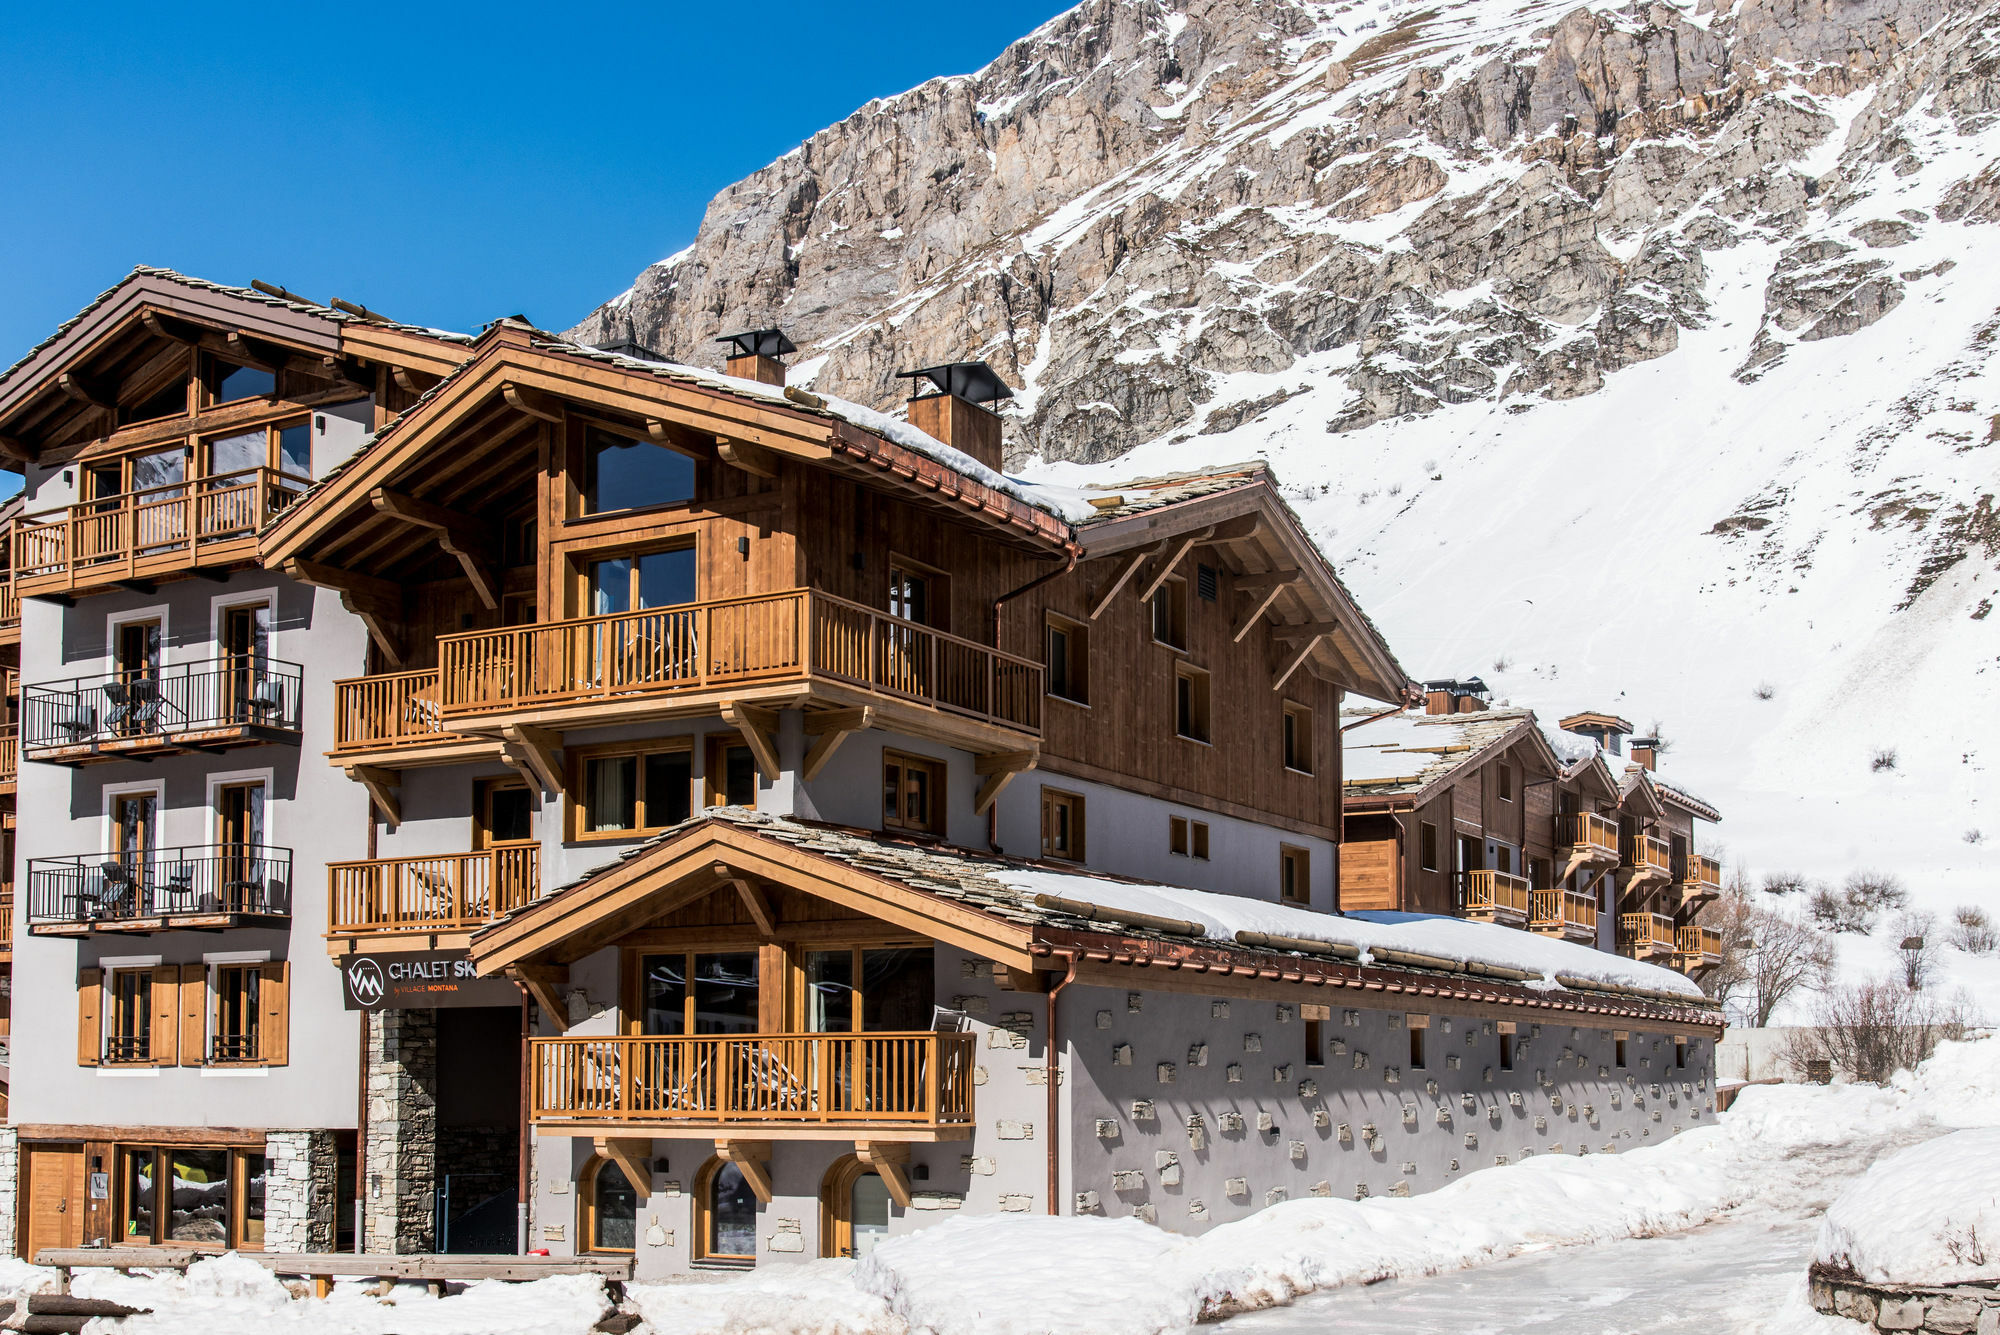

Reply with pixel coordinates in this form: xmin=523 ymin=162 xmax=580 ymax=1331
xmin=0 ymin=724 xmax=15 ymax=795
xmin=21 ymin=657 xmax=303 ymax=765
xmin=327 ymin=667 xmax=504 ymax=772
xmin=1529 ymin=887 xmax=1598 ymax=941
xmin=12 ymin=468 xmax=307 ymax=598
xmin=1623 ymin=833 xmax=1672 ymax=879
xmin=1556 ymin=812 xmax=1620 ymax=859
xmin=1676 ymin=924 xmax=1722 ymax=969
xmin=327 ymin=844 xmax=541 ymax=944
xmin=433 ymin=588 xmax=1042 ymax=747
xmin=0 ymin=889 xmax=13 ymax=960
xmin=1462 ymin=869 xmax=1531 ymax=922
xmin=532 ymin=1031 xmax=978 ymax=1138
xmin=1680 ymin=854 xmax=1723 ymax=898
xmin=0 ymin=580 xmax=18 ymax=644
xmin=26 ymin=845 xmax=291 ymax=935
xmin=1617 ymin=911 xmax=1677 ymax=959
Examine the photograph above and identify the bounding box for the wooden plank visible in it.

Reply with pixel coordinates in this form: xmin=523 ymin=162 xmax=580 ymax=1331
xmin=1086 ymin=544 xmax=1160 ymax=621
xmin=1135 ymin=529 xmax=1208 ymax=603
xmin=719 ymin=701 xmax=781 ymax=777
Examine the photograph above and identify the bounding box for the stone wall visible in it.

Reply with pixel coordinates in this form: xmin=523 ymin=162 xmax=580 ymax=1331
xmin=364 ymin=1008 xmax=438 ymax=1254
xmin=264 ymin=1131 xmax=339 ymax=1253
xmin=1810 ymin=1267 xmax=2000 ymax=1334
xmin=0 ymin=1128 xmax=17 ymax=1258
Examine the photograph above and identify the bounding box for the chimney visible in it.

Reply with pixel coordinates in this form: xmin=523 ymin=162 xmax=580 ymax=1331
xmin=1424 ymin=683 xmax=1455 ymax=715
xmin=898 ymin=361 xmax=1012 ymax=473
xmin=717 ymin=328 xmax=796 ymax=387
xmin=1629 ymin=737 xmax=1658 ymax=772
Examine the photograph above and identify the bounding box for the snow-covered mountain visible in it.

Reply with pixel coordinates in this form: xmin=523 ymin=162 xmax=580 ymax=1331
xmin=570 ymin=0 xmax=2000 ymax=1004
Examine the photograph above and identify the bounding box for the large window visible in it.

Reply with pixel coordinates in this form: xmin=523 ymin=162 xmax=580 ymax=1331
xmin=1045 ymin=615 xmax=1088 ymax=704
xmin=581 ymin=425 xmax=696 ymax=514
xmin=574 ymin=741 xmax=693 ymax=840
xmin=206 ymin=420 xmax=309 ymax=481
xmin=586 ymin=547 xmax=697 ymax=616
xmin=882 ymin=752 xmax=944 ymax=836
xmin=118 ymin=1145 xmax=265 ymax=1249
xmin=203 ymin=356 xmax=275 ymax=406
xmin=1040 ymin=788 xmax=1085 ymax=863
xmin=582 ymin=1157 xmax=638 ymax=1254
xmin=696 ymin=1158 xmax=758 ymax=1265
xmin=640 ymin=952 xmax=759 ymax=1035
xmin=803 ymin=946 xmax=934 ymax=1033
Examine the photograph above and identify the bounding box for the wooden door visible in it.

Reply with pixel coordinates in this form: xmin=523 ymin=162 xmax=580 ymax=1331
xmin=220 ymin=604 xmax=269 ymax=721
xmin=216 ymin=782 xmax=265 ymax=911
xmin=21 ymin=1143 xmax=85 ymax=1259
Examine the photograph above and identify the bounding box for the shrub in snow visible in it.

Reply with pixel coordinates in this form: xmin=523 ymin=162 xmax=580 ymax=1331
xmin=1753 ymin=682 xmax=1776 ymax=701
xmin=1810 ymin=885 xmax=1865 ymax=933
xmin=1870 ymin=747 xmax=1898 ymax=772
xmin=1786 ymin=979 xmax=1976 ymax=1083
xmin=1817 ymin=1128 xmax=2000 ymax=1285
xmin=1966 ymin=829 xmax=1985 ymax=846
xmin=1952 ymin=906 xmax=1997 ymax=956
xmin=1844 ymin=871 xmax=1908 ymax=917
xmin=1762 ymin=871 xmax=1810 ymax=896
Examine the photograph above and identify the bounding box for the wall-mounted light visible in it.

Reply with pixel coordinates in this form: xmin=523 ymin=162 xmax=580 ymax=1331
xmin=736 ymin=536 xmax=749 ymax=558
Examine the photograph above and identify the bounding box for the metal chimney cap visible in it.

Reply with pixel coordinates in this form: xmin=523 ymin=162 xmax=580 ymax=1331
xmin=716 ymin=328 xmax=797 ymax=359
xmin=898 ymin=361 xmax=1014 ymax=405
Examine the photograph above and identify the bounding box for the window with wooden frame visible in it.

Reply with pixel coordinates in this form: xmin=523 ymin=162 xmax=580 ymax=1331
xmin=1280 ymin=845 xmax=1311 ymax=906
xmin=1041 ymin=788 xmax=1086 ymax=863
xmin=1150 ymin=577 xmax=1188 ymax=650
xmin=882 ymin=751 xmax=945 ymax=836
xmin=105 ymin=968 xmax=155 ymax=1064
xmin=1169 ymin=815 xmax=1210 ymax=861
xmin=887 ymin=557 xmax=948 ymax=630
xmin=1615 ymin=1032 xmax=1628 ymax=1067
xmin=1419 ymin=822 xmax=1439 ymax=872
xmin=695 ymin=1156 xmax=758 ymax=1266
xmin=579 ymin=422 xmax=696 ymax=516
xmin=1408 ymin=1014 xmax=1429 ymax=1069
xmin=1283 ymin=702 xmax=1314 ymax=774
xmin=87 ymin=446 xmax=184 ymax=505
xmin=705 ymin=737 xmax=757 ymax=809
xmin=571 ymin=740 xmax=694 ymax=841
xmin=201 ymin=353 xmax=276 ymax=407
xmin=209 ymin=965 xmax=260 ymax=1064
xmin=580 ymin=1156 xmax=639 ymax=1254
xmin=1675 ymin=1036 xmax=1688 ymax=1069
xmin=1045 ymin=614 xmax=1088 ymax=705
xmin=636 ymin=951 xmax=761 ymax=1035
xmin=802 ymin=945 xmax=935 ymax=1033
xmin=204 ymin=417 xmax=311 ymax=484
xmin=821 ymin=1155 xmax=893 ymax=1260
xmin=1302 ymin=1003 xmax=1330 ymax=1067
xmin=1499 ymin=1023 xmax=1516 ymax=1070
xmin=582 ymin=544 xmax=697 ymax=616
xmin=1496 ymin=762 xmax=1514 ymax=802
xmin=1174 ymin=664 xmax=1211 ymax=743
xmin=474 ymin=777 xmax=535 ymax=849
xmin=119 ymin=363 xmax=193 ymax=427
xmin=115 ymin=1144 xmax=266 ymax=1249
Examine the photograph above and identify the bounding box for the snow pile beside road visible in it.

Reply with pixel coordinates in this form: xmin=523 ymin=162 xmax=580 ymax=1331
xmin=630 ymin=1035 xmax=2000 ymax=1335
xmin=71 ymin=1253 xmax=613 ymax=1335
xmin=1817 ymin=1128 xmax=2000 ymax=1286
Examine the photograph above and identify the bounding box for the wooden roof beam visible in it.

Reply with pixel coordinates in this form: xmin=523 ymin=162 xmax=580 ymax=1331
xmin=511 ymin=962 xmax=571 ymax=1032
xmin=139 ymin=310 xmax=209 ymax=346
xmin=58 ymin=372 xmax=116 ymax=412
xmin=0 ymin=434 xmax=34 ymax=465
xmin=974 ymin=749 xmax=1037 ymax=816
xmin=1273 ymin=633 xmax=1326 ymax=692
xmin=1233 ymin=582 xmax=1289 ymax=644
xmin=369 ymin=487 xmax=501 ymax=610
xmin=343 ymin=764 xmax=402 ymax=826
xmin=802 ymin=706 xmax=872 ymax=781
xmin=1088 ymin=541 xmax=1163 ymax=621
xmin=500 ymin=724 xmax=564 ymax=796
xmin=1136 ymin=528 xmax=1211 ymax=604
xmin=503 ymin=382 xmax=564 ymax=422
xmin=393 ymin=366 xmax=444 ymax=396
xmin=715 ymin=435 xmax=779 ymax=478
xmin=721 ymin=701 xmax=782 ymax=778
xmin=283 ymin=559 xmax=404 ymax=666
xmin=714 ymin=862 xmax=779 ymax=938
xmin=1233 ymin=567 xmax=1300 ymax=592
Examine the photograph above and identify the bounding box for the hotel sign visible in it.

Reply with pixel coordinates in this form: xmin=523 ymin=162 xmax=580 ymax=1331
xmin=340 ymin=950 xmax=519 ymax=1011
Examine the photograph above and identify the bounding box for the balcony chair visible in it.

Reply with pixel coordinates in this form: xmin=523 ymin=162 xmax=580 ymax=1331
xmin=220 ymin=858 xmax=267 ymax=914
xmin=51 ymin=700 xmax=97 ymax=744
xmin=153 ymin=863 xmax=198 ymax=916
xmin=75 ymin=862 xmax=138 ymax=920
xmin=246 ymin=676 xmax=285 ymax=721
xmin=104 ymin=679 xmax=163 ymax=736
xmin=734 ymin=1042 xmax=814 ymax=1114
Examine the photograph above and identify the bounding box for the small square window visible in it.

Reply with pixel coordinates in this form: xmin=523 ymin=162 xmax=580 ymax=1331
xmin=884 ymin=751 xmax=945 ymax=835
xmin=1409 ymin=1025 xmax=1427 ymax=1070
xmin=1169 ymin=816 xmax=1189 ymax=857
xmin=1192 ymin=821 xmax=1209 ymax=860
xmin=1280 ymin=845 xmax=1310 ymax=906
xmin=1042 ymin=788 xmax=1086 ymax=862
xmin=1419 ymin=822 xmax=1439 ymax=872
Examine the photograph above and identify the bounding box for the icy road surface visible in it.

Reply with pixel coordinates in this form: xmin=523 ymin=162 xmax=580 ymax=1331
xmin=1220 ymin=1120 xmax=1936 ymax=1335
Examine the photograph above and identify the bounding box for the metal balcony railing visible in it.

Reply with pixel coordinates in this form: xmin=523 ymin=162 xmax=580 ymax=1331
xmin=26 ymin=845 xmax=292 ymax=925
xmin=22 ymin=656 xmax=303 ymax=756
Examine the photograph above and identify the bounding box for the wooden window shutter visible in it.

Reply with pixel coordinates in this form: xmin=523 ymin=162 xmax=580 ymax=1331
xmin=179 ymin=964 xmax=207 ymax=1068
xmin=150 ymin=969 xmax=179 ymax=1067
xmin=257 ymin=961 xmax=290 ymax=1066
xmin=77 ymin=968 xmax=103 ymax=1067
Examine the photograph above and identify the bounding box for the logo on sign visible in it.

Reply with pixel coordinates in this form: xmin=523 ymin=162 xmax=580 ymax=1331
xmin=348 ymin=958 xmax=386 ymax=1005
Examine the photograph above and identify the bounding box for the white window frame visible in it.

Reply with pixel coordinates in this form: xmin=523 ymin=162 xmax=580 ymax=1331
xmin=205 ymin=766 xmax=275 ymax=846
xmin=207 ymin=588 xmax=277 ymax=656
xmin=101 ymin=778 xmax=167 ymax=857
xmin=94 ymin=953 xmax=164 ymax=1078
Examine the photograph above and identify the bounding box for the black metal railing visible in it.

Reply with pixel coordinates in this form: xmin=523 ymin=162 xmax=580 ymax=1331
xmin=105 ymin=1035 xmax=152 ymax=1063
xmin=211 ymin=1034 xmax=260 ymax=1063
xmin=27 ymin=845 xmax=292 ymax=925
xmin=21 ymin=656 xmax=304 ymax=755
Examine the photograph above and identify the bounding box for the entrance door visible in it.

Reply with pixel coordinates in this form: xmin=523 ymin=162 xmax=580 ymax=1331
xmin=821 ymin=1157 xmax=891 ymax=1259
xmin=220 ymin=604 xmax=271 ymax=723
xmin=884 ymin=566 xmax=936 ymax=696
xmin=216 ymin=782 xmax=266 ymax=912
xmin=22 ymin=1143 xmax=86 ymax=1258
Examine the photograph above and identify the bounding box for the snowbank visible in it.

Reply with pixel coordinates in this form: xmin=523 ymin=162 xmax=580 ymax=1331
xmin=1816 ymin=1128 xmax=2000 ymax=1286
xmin=627 ymin=1036 xmax=2000 ymax=1335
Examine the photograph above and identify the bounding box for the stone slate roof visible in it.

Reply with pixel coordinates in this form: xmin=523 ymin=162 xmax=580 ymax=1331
xmin=1341 ymin=706 xmax=1539 ymax=800
xmin=1072 ymin=461 xmax=1271 ymax=525
xmin=0 ymin=264 xmax=471 ymax=395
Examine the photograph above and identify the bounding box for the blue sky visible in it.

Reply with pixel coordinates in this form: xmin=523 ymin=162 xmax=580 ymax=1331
xmin=0 ymin=1 xmax=1073 ymax=361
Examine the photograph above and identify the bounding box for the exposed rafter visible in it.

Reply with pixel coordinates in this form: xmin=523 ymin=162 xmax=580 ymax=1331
xmin=502 ymin=382 xmax=564 ymax=422
xmin=58 ymin=372 xmax=116 ymax=412
xmin=369 ymin=486 xmax=501 ymax=610
xmin=1088 ymin=542 xmax=1162 ymax=621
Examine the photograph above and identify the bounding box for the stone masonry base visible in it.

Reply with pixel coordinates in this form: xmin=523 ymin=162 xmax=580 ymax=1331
xmin=1811 ymin=1265 xmax=2000 ymax=1334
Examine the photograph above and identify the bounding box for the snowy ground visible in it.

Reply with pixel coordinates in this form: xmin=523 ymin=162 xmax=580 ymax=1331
xmin=16 ymin=1036 xmax=1994 ymax=1335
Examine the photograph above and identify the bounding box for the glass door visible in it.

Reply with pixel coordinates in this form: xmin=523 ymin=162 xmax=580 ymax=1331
xmin=107 ymin=793 xmax=155 ymax=916
xmin=215 ymin=781 xmax=266 ymax=912
xmin=220 ymin=604 xmax=271 ymax=724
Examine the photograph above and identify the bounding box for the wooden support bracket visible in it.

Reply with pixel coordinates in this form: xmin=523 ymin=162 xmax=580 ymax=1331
xmin=393 ymin=366 xmax=443 ymax=396
xmin=500 ymin=724 xmax=564 ymax=796
xmin=370 ymin=487 xmax=502 ymax=610
xmin=720 ymin=701 xmax=781 ymax=777
xmin=1272 ymin=633 xmax=1325 ymax=692
xmin=1088 ymin=542 xmax=1162 ymax=621
xmin=1135 ymin=529 xmax=1210 ymax=604
xmin=973 ymin=749 xmax=1037 ymax=815
xmin=716 ymin=437 xmax=779 ymax=478
xmin=1232 ymin=567 xmax=1300 ymax=593
xmin=140 ymin=310 xmax=207 ymax=346
xmin=715 ymin=863 xmax=778 ymax=938
xmin=58 ymin=372 xmax=116 ymax=412
xmin=802 ymin=706 xmax=872 ymax=780
xmin=344 ymin=765 xmax=401 ymax=825
xmin=855 ymin=1141 xmax=913 ymax=1207
xmin=714 ymin=1140 xmax=774 ymax=1203
xmin=502 ymin=383 xmax=565 ymax=422
xmin=1233 ymin=581 xmax=1289 ymax=644
xmin=284 ymin=560 xmax=405 ymax=666
xmin=512 ymin=963 xmax=571 ymax=1032
xmin=594 ymin=1138 xmax=654 ymax=1197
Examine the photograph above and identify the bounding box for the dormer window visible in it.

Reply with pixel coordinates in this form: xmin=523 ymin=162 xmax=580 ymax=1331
xmin=581 ymin=425 xmax=694 ymax=514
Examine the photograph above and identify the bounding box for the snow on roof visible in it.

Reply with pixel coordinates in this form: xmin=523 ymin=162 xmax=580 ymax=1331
xmin=1341 ymin=706 xmax=1536 ymax=796
xmin=1069 ymin=462 xmax=1273 ymax=525
xmin=1535 ymin=717 xmax=1720 ymax=820
xmin=1817 ymin=1127 xmax=2000 ymax=1285
xmin=529 ymin=809 xmax=1704 ymax=1003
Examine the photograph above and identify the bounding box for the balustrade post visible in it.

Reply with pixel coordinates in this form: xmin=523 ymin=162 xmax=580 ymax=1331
xmin=925 ymin=1035 xmax=941 ymax=1120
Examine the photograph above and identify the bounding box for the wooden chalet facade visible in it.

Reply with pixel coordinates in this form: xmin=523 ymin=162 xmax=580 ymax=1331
xmin=0 ymin=267 xmax=1726 ymax=1275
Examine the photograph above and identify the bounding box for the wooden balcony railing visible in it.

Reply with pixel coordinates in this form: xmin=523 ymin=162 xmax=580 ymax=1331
xmin=0 ymin=890 xmax=13 ymax=950
xmin=327 ymin=844 xmax=541 ymax=936
xmin=1618 ymin=911 xmax=1677 ymax=954
xmin=1681 ymin=854 xmax=1723 ymax=892
xmin=12 ymin=468 xmax=307 ymax=592
xmin=1677 ymin=924 xmax=1722 ymax=961
xmin=0 ymin=724 xmax=16 ymax=786
xmin=26 ymin=845 xmax=291 ymax=926
xmin=435 ymin=588 xmax=1042 ymax=736
xmin=332 ymin=669 xmax=448 ymax=754
xmin=1625 ymin=833 xmax=1672 ymax=874
xmin=533 ymin=1031 xmax=978 ymax=1126
xmin=1556 ymin=811 xmax=1619 ymax=855
xmin=1530 ymin=887 xmax=1598 ymax=934
xmin=1462 ymin=869 xmax=1531 ymax=918
xmin=0 ymin=580 xmax=18 ymax=631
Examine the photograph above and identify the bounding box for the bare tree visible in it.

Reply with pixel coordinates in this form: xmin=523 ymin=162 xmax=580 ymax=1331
xmin=1786 ymin=979 xmax=1977 ymax=1083
xmin=1894 ymin=910 xmax=1939 ymax=990
xmin=1703 ymin=891 xmax=1836 ymax=1026
xmin=1952 ymin=906 xmax=1997 ymax=955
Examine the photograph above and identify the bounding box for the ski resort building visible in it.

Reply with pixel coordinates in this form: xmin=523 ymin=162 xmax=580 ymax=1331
xmin=0 ymin=268 xmax=1724 ymax=1276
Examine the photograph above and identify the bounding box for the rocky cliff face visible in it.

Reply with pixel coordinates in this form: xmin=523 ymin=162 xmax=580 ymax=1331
xmin=570 ymin=0 xmax=1995 ymax=462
